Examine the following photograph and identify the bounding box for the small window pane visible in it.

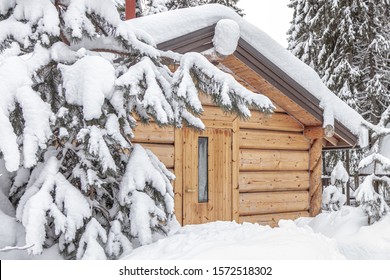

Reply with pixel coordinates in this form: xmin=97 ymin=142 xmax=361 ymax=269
xmin=198 ymin=137 xmax=208 ymax=203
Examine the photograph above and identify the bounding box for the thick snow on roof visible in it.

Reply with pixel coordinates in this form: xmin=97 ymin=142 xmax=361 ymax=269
xmin=127 ymin=4 xmax=367 ymax=146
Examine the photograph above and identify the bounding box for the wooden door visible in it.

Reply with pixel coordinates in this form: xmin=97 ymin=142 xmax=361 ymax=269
xmin=182 ymin=127 xmax=232 ymax=225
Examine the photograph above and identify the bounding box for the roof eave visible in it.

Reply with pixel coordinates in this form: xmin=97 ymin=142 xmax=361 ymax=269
xmin=156 ymin=26 xmax=359 ymax=148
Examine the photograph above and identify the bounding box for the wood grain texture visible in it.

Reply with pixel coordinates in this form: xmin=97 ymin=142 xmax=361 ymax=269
xmin=239 ymin=171 xmax=309 ymax=192
xmin=201 ymin=106 xmax=236 ymax=122
xmin=140 ymin=143 xmax=174 ymax=168
xmin=232 ymin=118 xmax=240 ymax=222
xmin=304 ymin=126 xmax=324 ymax=139
xmin=182 ymin=127 xmax=233 ymax=225
xmin=239 ymin=112 xmax=303 ymax=132
xmin=199 ymin=92 xmax=285 ymax=113
xmin=173 ymin=128 xmax=183 ymax=225
xmin=239 ymin=191 xmax=310 ymax=215
xmin=239 ymin=129 xmax=310 ymax=150
xmin=239 ymin=149 xmax=309 ymax=171
xmin=309 ymin=138 xmax=323 ymax=216
xmin=132 ymin=123 xmax=174 ymax=144
xmin=222 ymin=55 xmax=322 ymax=127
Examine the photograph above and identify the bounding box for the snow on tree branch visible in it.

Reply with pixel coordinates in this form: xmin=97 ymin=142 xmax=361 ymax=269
xmin=172 ymin=52 xmax=274 ymax=126
xmin=358 ymin=153 xmax=390 ymax=172
xmin=76 ymin=218 xmax=107 ymax=260
xmin=1 ymin=0 xmax=273 ymax=259
xmin=59 ymin=56 xmax=116 ymax=121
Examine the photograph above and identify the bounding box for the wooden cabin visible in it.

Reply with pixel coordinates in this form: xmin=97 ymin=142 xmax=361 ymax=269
xmin=127 ymin=5 xmax=365 ymax=227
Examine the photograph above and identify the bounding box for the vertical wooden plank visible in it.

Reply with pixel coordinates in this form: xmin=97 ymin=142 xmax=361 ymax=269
xmin=232 ymin=118 xmax=240 ymax=222
xmin=183 ymin=128 xmax=196 ymax=225
xmin=190 ymin=129 xmax=198 ymax=224
xmin=225 ymin=129 xmax=233 ymax=220
xmin=209 ymin=128 xmax=217 ymax=222
xmin=207 ymin=128 xmax=216 ymax=221
xmin=174 ymin=128 xmax=183 ymax=225
xmin=309 ymin=138 xmax=323 ymax=216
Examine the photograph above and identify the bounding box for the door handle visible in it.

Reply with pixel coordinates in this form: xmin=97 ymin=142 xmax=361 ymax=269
xmin=185 ymin=188 xmax=196 ymax=193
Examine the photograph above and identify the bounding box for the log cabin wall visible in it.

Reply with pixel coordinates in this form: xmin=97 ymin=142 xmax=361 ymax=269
xmin=237 ymin=109 xmax=311 ymax=227
xmin=132 ymin=98 xmax=313 ymax=226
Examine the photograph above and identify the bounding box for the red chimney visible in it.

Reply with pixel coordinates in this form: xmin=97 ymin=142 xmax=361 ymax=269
xmin=125 ymin=0 xmax=136 ymax=20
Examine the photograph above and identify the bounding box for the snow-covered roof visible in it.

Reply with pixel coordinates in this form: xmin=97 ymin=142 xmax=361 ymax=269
xmin=127 ymin=4 xmax=368 ymax=147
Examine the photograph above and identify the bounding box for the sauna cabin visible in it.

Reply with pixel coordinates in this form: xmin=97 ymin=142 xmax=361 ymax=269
xmin=127 ymin=4 xmax=367 ymax=226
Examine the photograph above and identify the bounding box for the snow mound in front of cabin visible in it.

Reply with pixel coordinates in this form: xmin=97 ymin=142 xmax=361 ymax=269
xmin=122 ymin=220 xmax=344 ymax=260
xmin=297 ymin=206 xmax=390 ymax=259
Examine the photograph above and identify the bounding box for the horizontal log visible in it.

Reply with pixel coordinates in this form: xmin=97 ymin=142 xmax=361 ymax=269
xmin=239 ymin=211 xmax=310 ymax=227
xmin=239 ymin=130 xmax=310 ymax=150
xmin=240 ymin=149 xmax=309 ymax=171
xmin=239 ymin=191 xmax=310 ymax=215
xmin=202 ymin=119 xmax=234 ymax=129
xmin=240 ymin=111 xmax=303 ymax=132
xmin=239 ymin=171 xmax=309 ymax=192
xmin=201 ymin=106 xmax=236 ymax=122
xmin=139 ymin=143 xmax=174 ymax=168
xmin=199 ymin=91 xmax=285 ymax=112
xmin=132 ymin=123 xmax=174 ymax=144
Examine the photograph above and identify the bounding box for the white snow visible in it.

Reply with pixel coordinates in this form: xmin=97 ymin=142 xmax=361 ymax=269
xmin=59 ymin=56 xmax=116 ymax=121
xmin=331 ymin=160 xmax=349 ymax=185
xmin=123 ymin=220 xmax=344 ymax=260
xmin=0 ymin=0 xmax=16 ymax=15
xmin=322 ymin=185 xmax=346 ymax=211
xmin=15 ymin=86 xmax=52 ymax=168
xmin=0 ymin=16 xmax=31 ymax=46
xmin=0 ymin=56 xmax=31 ymax=171
xmin=3 ymin=205 xmax=390 ymax=259
xmin=16 ymin=157 xmax=92 ymax=255
xmin=299 ymin=206 xmax=390 ymax=259
xmin=120 ymin=206 xmax=390 ymax=260
xmin=213 ymin=19 xmax=240 ymax=56
xmin=127 ymin=4 xmax=367 ymax=146
xmin=106 ymin=220 xmax=133 ymax=258
xmin=116 ymin=57 xmax=174 ymax=125
xmin=119 ymin=144 xmax=174 ymax=205
xmin=76 ymin=218 xmax=107 ymax=260
xmin=13 ymin=0 xmax=60 ymax=36
xmin=88 ymin=125 xmax=117 ymax=172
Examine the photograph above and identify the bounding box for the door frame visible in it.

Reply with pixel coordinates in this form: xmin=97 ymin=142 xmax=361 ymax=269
xmin=181 ymin=126 xmax=233 ymax=225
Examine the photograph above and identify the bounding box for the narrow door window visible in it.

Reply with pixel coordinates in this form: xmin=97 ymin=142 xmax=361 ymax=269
xmin=198 ymin=137 xmax=208 ymax=203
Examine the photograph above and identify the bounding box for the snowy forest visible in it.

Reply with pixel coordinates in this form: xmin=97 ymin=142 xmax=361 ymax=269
xmin=0 ymin=0 xmax=272 ymax=259
xmin=1 ymin=0 xmax=390 ymax=261
xmin=288 ymin=0 xmax=390 ymax=224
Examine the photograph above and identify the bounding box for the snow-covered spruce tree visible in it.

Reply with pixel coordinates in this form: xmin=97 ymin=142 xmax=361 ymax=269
xmin=288 ymin=0 xmax=390 ymax=118
xmin=322 ymin=161 xmax=348 ymax=211
xmin=166 ymin=0 xmax=243 ymax=16
xmin=116 ymin=0 xmax=168 ymax=17
xmin=114 ymin=0 xmax=242 ymax=20
xmin=287 ymin=0 xmax=321 ymax=70
xmin=0 ymin=0 xmax=272 ymax=259
xmin=356 ymin=113 xmax=390 ymax=224
xmin=288 ymin=0 xmax=390 ymax=174
xmin=353 ymin=0 xmax=390 ymax=125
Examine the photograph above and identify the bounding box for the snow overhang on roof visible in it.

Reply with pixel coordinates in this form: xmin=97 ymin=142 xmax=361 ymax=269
xmin=127 ymin=4 xmax=368 ymax=148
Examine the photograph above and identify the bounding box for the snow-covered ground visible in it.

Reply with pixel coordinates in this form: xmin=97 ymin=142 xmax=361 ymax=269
xmin=123 ymin=206 xmax=390 ymax=260
xmin=2 ymin=206 xmax=390 ymax=260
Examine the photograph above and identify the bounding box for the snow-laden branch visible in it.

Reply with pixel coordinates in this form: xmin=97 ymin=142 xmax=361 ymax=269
xmin=0 ymin=244 xmax=34 ymax=252
xmin=362 ymin=119 xmax=390 ymax=138
xmin=173 ymin=52 xmax=274 ymax=118
xmin=358 ymin=153 xmax=390 ymax=171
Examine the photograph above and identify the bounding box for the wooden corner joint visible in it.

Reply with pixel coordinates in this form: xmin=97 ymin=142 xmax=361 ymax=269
xmin=304 ymin=126 xmax=324 ymax=140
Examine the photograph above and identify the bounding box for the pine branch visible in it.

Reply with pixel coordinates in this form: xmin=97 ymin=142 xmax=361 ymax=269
xmin=0 ymin=244 xmax=34 ymax=252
